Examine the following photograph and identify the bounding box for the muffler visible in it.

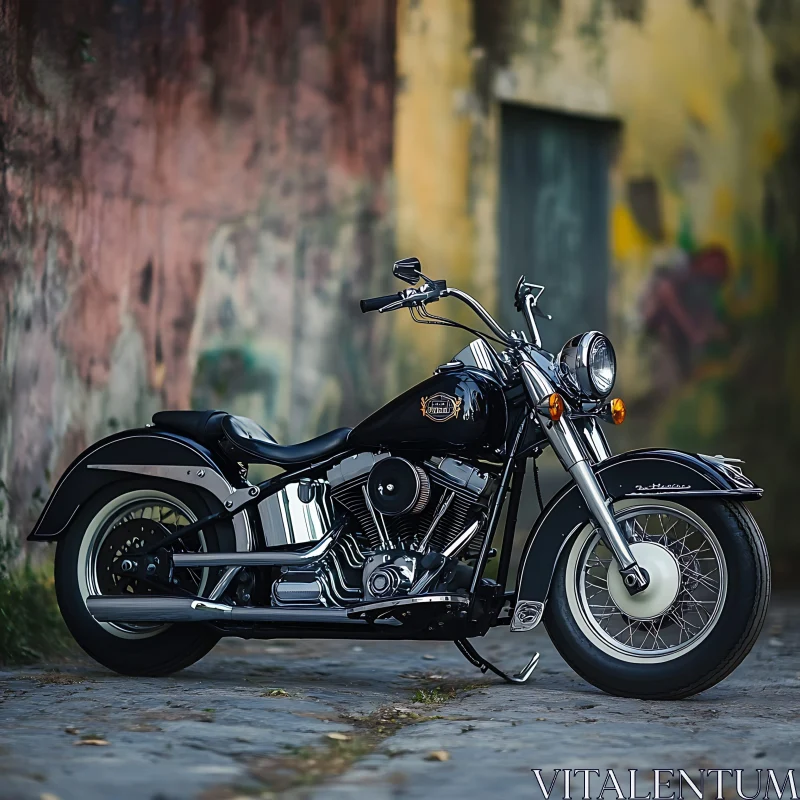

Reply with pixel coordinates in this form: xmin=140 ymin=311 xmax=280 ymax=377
xmin=86 ymin=596 xmax=380 ymax=625
xmin=86 ymin=595 xmax=380 ymax=625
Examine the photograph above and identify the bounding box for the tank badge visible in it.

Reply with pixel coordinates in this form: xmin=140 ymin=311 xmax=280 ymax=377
xmin=420 ymin=393 xmax=462 ymax=422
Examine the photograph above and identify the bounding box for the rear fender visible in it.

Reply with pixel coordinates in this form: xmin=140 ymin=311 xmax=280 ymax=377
xmin=28 ymin=428 xmax=253 ymax=550
xmin=513 ymin=449 xmax=762 ymax=621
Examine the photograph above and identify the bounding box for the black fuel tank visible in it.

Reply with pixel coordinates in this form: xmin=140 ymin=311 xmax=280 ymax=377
xmin=349 ymin=367 xmax=507 ymax=458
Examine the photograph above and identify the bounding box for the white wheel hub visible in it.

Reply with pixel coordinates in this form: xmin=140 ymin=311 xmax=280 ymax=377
xmin=607 ymin=541 xmax=680 ymax=620
xmin=566 ymin=500 xmax=727 ymax=663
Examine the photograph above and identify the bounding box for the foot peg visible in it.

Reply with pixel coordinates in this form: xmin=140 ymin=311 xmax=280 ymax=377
xmin=454 ymin=638 xmax=539 ymax=684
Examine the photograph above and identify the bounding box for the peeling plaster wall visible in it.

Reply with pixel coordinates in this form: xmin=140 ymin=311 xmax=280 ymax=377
xmin=394 ymin=0 xmax=800 ymax=575
xmin=0 ymin=0 xmax=396 ymax=545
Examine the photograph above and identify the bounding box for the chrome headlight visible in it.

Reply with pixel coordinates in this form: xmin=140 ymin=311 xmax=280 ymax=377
xmin=558 ymin=331 xmax=617 ymax=400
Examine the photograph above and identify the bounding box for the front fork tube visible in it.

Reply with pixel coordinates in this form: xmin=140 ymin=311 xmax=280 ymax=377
xmin=567 ymin=460 xmax=648 ymax=591
xmin=518 ymin=361 xmax=649 ymax=594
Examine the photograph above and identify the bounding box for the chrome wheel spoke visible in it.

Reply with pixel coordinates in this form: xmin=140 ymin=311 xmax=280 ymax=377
xmin=576 ymin=503 xmax=727 ymax=660
xmin=87 ymin=494 xmax=210 ymax=637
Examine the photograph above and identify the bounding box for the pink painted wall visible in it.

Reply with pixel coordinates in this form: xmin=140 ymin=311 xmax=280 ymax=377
xmin=0 ymin=0 xmax=397 ymax=544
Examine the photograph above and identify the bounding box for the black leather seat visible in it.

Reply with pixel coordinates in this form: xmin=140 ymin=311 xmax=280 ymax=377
xmin=152 ymin=410 xmax=231 ymax=444
xmin=221 ymin=415 xmax=352 ymax=466
xmin=152 ymin=410 xmax=351 ymax=466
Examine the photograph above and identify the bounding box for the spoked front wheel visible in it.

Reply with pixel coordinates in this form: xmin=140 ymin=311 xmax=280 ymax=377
xmin=544 ymin=498 xmax=770 ymax=699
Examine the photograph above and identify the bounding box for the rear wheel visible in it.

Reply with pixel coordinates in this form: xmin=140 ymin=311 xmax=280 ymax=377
xmin=544 ymin=498 xmax=770 ymax=699
xmin=55 ymin=479 xmax=235 ymax=676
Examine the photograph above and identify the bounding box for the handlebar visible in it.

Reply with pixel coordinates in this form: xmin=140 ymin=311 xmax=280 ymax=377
xmin=444 ymin=288 xmax=514 ymax=344
xmin=359 ymin=280 xmax=516 ymax=347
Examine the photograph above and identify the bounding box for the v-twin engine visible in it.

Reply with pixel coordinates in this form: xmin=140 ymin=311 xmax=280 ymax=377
xmin=270 ymin=452 xmax=496 ymax=608
xmin=327 ymin=453 xmax=494 ymax=552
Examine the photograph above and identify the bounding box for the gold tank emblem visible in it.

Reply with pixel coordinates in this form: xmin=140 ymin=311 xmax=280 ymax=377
xmin=420 ymin=393 xmax=462 ymax=422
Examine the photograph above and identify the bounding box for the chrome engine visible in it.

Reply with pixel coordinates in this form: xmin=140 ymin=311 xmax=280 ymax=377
xmin=268 ymin=452 xmax=496 ymax=607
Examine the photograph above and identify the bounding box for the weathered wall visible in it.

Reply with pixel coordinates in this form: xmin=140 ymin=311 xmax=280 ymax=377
xmin=3 ymin=0 xmax=798 ymax=577
xmin=0 ymin=0 xmax=396 ymax=545
xmin=394 ymin=0 xmax=800 ymax=577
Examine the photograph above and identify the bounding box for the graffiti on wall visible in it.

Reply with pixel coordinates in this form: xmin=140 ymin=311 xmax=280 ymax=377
xmin=640 ymin=244 xmax=730 ymax=395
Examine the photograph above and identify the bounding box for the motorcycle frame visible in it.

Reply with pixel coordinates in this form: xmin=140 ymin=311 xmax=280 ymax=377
xmin=29 ymin=281 xmax=764 ymax=643
xmin=75 ymin=407 xmax=597 ymax=637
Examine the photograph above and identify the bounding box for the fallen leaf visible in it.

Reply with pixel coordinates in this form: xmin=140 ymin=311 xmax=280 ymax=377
xmin=426 ymin=750 xmax=450 ymax=762
xmin=261 ymin=688 xmax=289 ymax=697
xmin=75 ymin=738 xmax=109 ymax=746
xmin=64 ymin=726 xmax=79 ymax=735
xmin=326 ymin=732 xmax=352 ymax=741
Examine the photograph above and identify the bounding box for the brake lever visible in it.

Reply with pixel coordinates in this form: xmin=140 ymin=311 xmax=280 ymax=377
xmin=532 ymin=304 xmax=552 ymax=321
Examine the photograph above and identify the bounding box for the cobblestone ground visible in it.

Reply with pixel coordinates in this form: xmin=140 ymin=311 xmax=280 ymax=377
xmin=1 ymin=599 xmax=798 ymax=800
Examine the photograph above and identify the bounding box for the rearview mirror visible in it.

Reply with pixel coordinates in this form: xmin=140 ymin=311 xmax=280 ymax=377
xmin=393 ymin=256 xmax=422 ymax=285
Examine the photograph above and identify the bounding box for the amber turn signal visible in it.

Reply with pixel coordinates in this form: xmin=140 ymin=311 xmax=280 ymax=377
xmin=610 ymin=397 xmax=626 ymax=425
xmin=548 ymin=393 xmax=565 ymax=422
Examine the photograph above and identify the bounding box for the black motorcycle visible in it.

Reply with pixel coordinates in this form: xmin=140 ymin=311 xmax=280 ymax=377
xmin=31 ymin=258 xmax=769 ymax=699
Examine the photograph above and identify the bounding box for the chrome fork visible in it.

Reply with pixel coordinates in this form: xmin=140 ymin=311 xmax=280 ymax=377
xmin=518 ymin=357 xmax=649 ymax=593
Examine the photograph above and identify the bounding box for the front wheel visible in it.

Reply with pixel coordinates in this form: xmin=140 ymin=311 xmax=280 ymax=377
xmin=544 ymin=498 xmax=770 ymax=699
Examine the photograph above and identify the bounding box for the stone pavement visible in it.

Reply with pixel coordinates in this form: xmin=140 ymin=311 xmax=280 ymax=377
xmin=1 ymin=599 xmax=798 ymax=800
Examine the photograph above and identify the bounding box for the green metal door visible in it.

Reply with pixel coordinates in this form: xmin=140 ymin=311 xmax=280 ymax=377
xmin=498 ymin=104 xmax=618 ymax=352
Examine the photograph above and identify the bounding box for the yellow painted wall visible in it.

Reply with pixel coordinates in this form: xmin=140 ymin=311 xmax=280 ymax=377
xmin=394 ymin=0 xmax=787 ymax=378
xmin=392 ymin=0 xmax=477 ymax=390
xmin=393 ymin=0 xmax=800 ymax=575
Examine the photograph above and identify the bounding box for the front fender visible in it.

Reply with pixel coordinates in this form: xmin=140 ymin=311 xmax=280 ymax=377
xmin=28 ymin=428 xmax=245 ymax=541
xmin=516 ymin=448 xmax=763 ymax=606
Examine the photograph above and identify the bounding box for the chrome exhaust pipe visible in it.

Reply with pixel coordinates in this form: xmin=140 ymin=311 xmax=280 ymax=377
xmin=172 ymin=526 xmax=339 ymax=569
xmin=85 ymin=596 xmax=379 ymax=625
xmin=87 ymin=596 xmax=230 ymax=622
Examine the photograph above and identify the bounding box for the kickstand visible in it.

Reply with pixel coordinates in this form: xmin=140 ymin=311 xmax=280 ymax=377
xmin=454 ymin=639 xmax=540 ymax=685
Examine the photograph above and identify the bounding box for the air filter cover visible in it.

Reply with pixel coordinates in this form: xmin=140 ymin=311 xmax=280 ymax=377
xmin=367 ymin=457 xmax=430 ymax=516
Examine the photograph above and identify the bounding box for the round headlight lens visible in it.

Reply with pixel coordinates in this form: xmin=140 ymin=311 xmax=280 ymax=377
xmin=558 ymin=331 xmax=617 ymax=400
xmin=588 ymin=335 xmax=616 ymax=397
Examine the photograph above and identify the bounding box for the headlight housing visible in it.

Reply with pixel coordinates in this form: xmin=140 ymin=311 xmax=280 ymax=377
xmin=558 ymin=331 xmax=617 ymax=400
